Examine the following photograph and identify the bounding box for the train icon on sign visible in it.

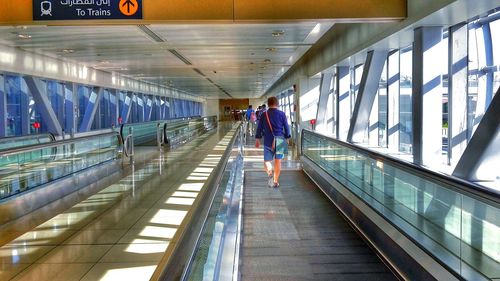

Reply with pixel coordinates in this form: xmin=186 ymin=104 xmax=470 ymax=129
xmin=40 ymin=1 xmax=53 ymax=16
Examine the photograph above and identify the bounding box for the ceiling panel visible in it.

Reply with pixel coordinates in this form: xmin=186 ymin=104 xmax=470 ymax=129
xmin=0 ymin=22 xmax=334 ymax=98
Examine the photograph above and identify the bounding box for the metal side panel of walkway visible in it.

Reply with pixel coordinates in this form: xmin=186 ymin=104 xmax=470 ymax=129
xmin=240 ymin=144 xmax=397 ymax=281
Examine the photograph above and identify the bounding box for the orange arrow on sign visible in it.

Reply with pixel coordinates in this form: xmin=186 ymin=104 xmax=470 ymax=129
xmin=119 ymin=0 xmax=138 ymax=16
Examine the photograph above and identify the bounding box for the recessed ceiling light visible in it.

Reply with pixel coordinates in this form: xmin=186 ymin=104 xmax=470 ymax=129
xmin=98 ymin=60 xmax=109 ymax=64
xmin=263 ymin=58 xmax=271 ymax=63
xmin=260 ymin=66 xmax=266 ymax=70
xmin=265 ymin=47 xmax=277 ymax=52
xmin=62 ymin=49 xmax=75 ymax=54
xmin=272 ymin=30 xmax=285 ymax=37
xmin=18 ymin=34 xmax=31 ymax=39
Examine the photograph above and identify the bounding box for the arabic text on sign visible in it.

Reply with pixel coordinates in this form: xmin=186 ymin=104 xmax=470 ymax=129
xmin=60 ymin=0 xmax=111 ymax=7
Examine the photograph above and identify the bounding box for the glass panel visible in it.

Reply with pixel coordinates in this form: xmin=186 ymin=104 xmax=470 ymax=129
xmin=47 ymin=81 xmax=64 ymax=130
xmin=0 ymin=133 xmax=119 ymax=200
xmin=77 ymin=85 xmax=90 ymax=130
xmin=399 ymin=47 xmax=413 ymax=153
xmin=302 ymin=130 xmax=499 ymax=279
xmin=379 ymin=60 xmax=388 ymax=147
xmin=0 ymin=134 xmax=53 ymax=151
xmin=491 ymin=19 xmax=500 ymax=93
xmin=6 ymin=75 xmax=25 ymax=136
xmin=353 ymin=64 xmax=364 ymax=113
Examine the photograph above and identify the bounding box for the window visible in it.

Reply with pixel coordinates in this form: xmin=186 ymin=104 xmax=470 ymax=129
xmin=378 ymin=59 xmax=388 ymax=147
xmin=399 ymin=47 xmax=413 ymax=153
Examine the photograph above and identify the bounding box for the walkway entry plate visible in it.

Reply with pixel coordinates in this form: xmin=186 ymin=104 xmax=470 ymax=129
xmin=33 ymin=0 xmax=143 ymax=21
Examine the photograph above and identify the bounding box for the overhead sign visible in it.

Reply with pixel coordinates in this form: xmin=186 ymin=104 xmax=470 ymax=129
xmin=33 ymin=0 xmax=143 ymax=20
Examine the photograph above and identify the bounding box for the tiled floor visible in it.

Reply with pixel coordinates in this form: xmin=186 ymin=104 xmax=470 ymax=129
xmin=0 ymin=124 xmax=238 ymax=281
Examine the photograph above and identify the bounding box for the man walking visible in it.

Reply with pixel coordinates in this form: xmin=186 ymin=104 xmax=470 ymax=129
xmin=245 ymin=105 xmax=256 ymax=136
xmin=255 ymin=97 xmax=291 ymax=188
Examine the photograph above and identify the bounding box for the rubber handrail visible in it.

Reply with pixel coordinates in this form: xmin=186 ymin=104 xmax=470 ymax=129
xmin=0 ymin=132 xmax=119 ymax=157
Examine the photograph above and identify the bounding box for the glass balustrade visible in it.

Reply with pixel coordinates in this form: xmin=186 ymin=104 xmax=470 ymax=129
xmin=0 ymin=133 xmax=54 ymax=151
xmin=121 ymin=116 xmax=217 ymax=146
xmin=0 ymin=133 xmax=120 ymax=201
xmin=301 ymin=130 xmax=499 ymax=280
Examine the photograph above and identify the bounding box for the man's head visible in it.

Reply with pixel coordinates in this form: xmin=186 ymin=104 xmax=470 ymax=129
xmin=248 ymin=105 xmax=252 ymax=109
xmin=267 ymin=97 xmax=278 ymax=108
xmin=262 ymin=104 xmax=266 ymax=109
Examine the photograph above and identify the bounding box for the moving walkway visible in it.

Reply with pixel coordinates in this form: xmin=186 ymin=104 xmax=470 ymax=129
xmin=153 ymin=127 xmax=499 ymax=281
xmin=0 ymin=117 xmax=217 ymax=226
xmin=1 ymin=122 xmax=497 ymax=281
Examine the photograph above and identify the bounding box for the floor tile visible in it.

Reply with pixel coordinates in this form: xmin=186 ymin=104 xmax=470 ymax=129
xmin=11 ymin=263 xmax=93 ymax=281
xmin=0 ymin=245 xmax=55 ymax=264
xmin=35 ymin=244 xmax=112 ymax=263
xmin=62 ymin=229 xmax=127 ymax=245
xmin=0 ymin=263 xmax=31 ymax=281
xmin=99 ymin=243 xmax=169 ymax=263
xmin=79 ymin=262 xmax=158 ymax=281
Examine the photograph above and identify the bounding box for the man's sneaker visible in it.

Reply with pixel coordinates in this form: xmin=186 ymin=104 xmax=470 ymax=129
xmin=267 ymin=174 xmax=274 ymax=188
xmin=273 ymin=182 xmax=280 ymax=189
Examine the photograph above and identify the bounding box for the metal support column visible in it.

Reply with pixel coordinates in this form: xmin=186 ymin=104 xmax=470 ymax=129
xmin=165 ymin=97 xmax=171 ymax=119
xmin=154 ymin=97 xmax=161 ymax=121
xmin=145 ymin=95 xmax=153 ymax=121
xmin=336 ymin=66 xmax=350 ymax=140
xmin=120 ymin=92 xmax=131 ymax=124
xmin=20 ymin=80 xmax=30 ymax=135
xmin=482 ymin=23 xmax=494 ymax=107
xmin=0 ymin=75 xmax=5 ymax=137
xmin=453 ymin=86 xmax=500 ymax=181
xmin=24 ymin=76 xmax=63 ymax=136
xmin=79 ymin=86 xmax=103 ymax=132
xmin=448 ymin=23 xmax=469 ymax=165
xmin=387 ymin=50 xmax=400 ymax=151
xmin=412 ymin=27 xmax=443 ymax=167
xmin=315 ymin=72 xmax=334 ymax=133
xmin=287 ymin=89 xmax=293 ymax=125
xmin=110 ymin=89 xmax=118 ymax=126
xmin=347 ymin=50 xmax=387 ymax=143
xmin=126 ymin=93 xmax=134 ymax=123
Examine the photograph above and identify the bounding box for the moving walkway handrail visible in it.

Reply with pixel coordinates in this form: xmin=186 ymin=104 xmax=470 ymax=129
xmin=301 ymin=129 xmax=500 ymax=204
xmin=0 ymin=131 xmax=119 ymax=157
xmin=0 ymin=133 xmax=55 ymax=152
xmin=0 ymin=133 xmax=55 ymax=143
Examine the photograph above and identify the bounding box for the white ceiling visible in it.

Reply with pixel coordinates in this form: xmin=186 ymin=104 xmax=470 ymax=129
xmin=0 ymin=22 xmax=333 ymax=99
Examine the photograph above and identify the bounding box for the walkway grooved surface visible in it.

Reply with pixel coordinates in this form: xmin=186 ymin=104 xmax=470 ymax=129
xmin=241 ymin=168 xmax=397 ymax=281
